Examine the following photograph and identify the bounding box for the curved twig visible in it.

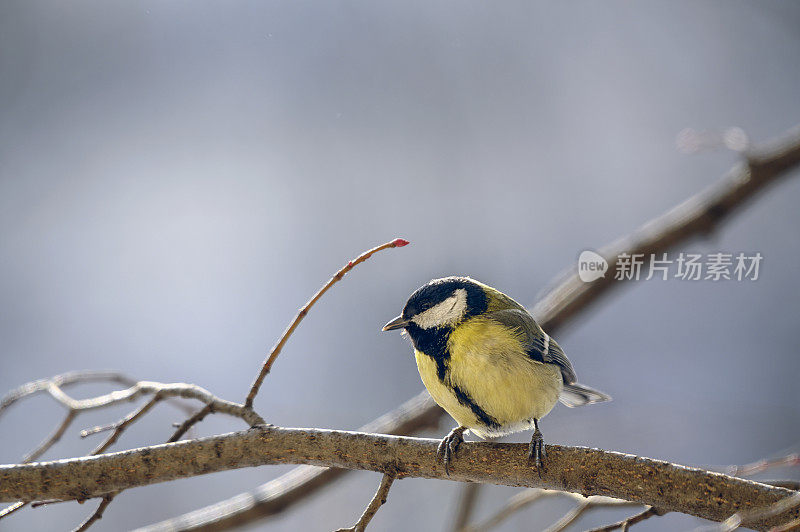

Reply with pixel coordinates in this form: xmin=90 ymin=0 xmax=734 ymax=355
xmin=336 ymin=473 xmax=396 ymax=532
xmin=243 ymin=238 xmax=410 ymax=409
xmin=586 ymin=506 xmax=665 ymax=532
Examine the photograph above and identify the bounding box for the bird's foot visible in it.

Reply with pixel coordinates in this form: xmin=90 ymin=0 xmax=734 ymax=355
xmin=527 ymin=420 xmax=546 ymax=475
xmin=437 ymin=426 xmax=467 ymax=476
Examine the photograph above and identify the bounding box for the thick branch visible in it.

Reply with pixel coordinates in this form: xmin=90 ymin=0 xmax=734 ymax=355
xmin=1 ymin=427 xmax=798 ymax=531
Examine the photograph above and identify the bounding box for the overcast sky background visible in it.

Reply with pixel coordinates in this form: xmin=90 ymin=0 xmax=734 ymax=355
xmin=1 ymin=2 xmax=800 ymax=531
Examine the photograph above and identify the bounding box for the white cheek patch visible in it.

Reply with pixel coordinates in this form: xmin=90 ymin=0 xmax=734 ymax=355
xmin=412 ymin=288 xmax=468 ymax=329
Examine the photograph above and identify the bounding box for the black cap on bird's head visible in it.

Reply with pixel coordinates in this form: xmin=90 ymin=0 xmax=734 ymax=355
xmin=382 ymin=276 xmax=489 ymax=332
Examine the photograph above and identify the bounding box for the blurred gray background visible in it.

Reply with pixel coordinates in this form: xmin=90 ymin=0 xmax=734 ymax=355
xmin=1 ymin=1 xmax=799 ymax=531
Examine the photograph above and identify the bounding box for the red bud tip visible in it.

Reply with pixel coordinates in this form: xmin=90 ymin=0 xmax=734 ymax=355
xmin=347 ymin=261 xmax=354 ymax=267
xmin=392 ymin=238 xmax=410 ymax=247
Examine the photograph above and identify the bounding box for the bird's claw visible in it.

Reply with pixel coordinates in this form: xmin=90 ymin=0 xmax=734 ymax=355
xmin=437 ymin=426 xmax=467 ymax=476
xmin=527 ymin=426 xmax=546 ymax=475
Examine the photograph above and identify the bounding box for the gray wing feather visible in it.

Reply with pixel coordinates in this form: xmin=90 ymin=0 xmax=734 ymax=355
xmin=485 ymin=308 xmax=577 ymax=384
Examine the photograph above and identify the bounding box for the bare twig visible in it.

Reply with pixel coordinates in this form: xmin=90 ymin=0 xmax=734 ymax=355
xmin=244 ymin=237 xmax=410 ymax=409
xmin=70 ymin=383 xmax=263 ymax=530
xmin=723 ymin=452 xmax=800 ymax=477
xmin=3 ymin=427 xmax=800 ymax=531
xmin=86 ymin=396 xmax=162 ymax=455
xmin=586 ymin=506 xmax=665 ymax=532
xmin=140 ymin=125 xmax=800 ymax=531
xmin=73 ymin=494 xmax=115 ymax=532
xmin=0 ymin=371 xmax=198 ymax=460
xmin=543 ymin=499 xmax=593 ymax=532
xmin=463 ymin=489 xmax=564 ymax=532
xmin=0 ymin=374 xmax=265 ymax=530
xmin=169 ymin=404 xmax=215 ymax=443
xmin=336 ymin=473 xmax=396 ymax=532
xmin=464 ymin=490 xmax=638 ymax=532
xmin=0 ymin=370 xmax=137 ymax=420
xmin=0 ymin=372 xmax=145 ymax=524
xmin=451 ymin=483 xmax=481 ymax=532
xmin=37 ymin=381 xmax=262 ymax=426
xmin=0 ymin=501 xmax=26 ymax=519
xmin=25 ymin=410 xmax=78 ymax=462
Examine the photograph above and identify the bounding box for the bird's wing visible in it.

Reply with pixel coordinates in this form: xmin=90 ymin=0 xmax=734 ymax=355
xmin=485 ymin=308 xmax=577 ymax=384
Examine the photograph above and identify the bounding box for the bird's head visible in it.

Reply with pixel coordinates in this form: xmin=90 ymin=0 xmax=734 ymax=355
xmin=382 ymin=276 xmax=489 ymax=333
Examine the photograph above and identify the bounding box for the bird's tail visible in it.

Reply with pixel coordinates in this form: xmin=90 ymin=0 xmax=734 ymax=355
xmin=559 ymin=382 xmax=612 ymax=407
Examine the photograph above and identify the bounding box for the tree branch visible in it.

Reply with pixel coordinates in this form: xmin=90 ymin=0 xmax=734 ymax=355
xmin=336 ymin=473 xmax=396 ymax=532
xmin=586 ymin=506 xmax=665 ymax=532
xmin=2 ymin=426 xmax=798 ymax=531
xmin=138 ymin=124 xmax=800 ymax=531
xmin=243 ymin=237 xmax=409 ymax=409
xmin=462 ymin=489 xmax=638 ymax=532
xmin=531 ymin=124 xmax=800 ymax=332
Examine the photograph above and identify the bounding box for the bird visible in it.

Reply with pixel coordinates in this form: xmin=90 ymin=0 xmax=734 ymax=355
xmin=382 ymin=276 xmax=610 ymax=474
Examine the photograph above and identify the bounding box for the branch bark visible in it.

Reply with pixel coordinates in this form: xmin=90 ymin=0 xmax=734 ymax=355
xmin=1 ymin=426 xmax=798 ymax=531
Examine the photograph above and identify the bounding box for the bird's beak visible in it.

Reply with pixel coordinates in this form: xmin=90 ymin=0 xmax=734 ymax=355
xmin=382 ymin=315 xmax=410 ymax=331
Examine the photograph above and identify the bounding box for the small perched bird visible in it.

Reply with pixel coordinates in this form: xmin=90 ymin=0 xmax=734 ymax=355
xmin=382 ymin=276 xmax=610 ymax=474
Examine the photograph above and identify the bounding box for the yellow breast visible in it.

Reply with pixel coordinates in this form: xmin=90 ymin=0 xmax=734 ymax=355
xmin=414 ymin=317 xmax=563 ymax=438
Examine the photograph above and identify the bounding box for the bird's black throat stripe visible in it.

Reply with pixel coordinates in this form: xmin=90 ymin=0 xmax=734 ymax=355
xmin=407 ymin=323 xmax=451 ymax=382
xmin=406 ymin=323 xmax=501 ymax=430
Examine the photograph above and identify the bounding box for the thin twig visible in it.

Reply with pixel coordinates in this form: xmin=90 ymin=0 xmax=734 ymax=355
xmin=0 ymin=372 xmax=148 ymax=525
xmin=464 ymin=489 xmax=638 ymax=532
xmin=38 ymin=381 xmax=261 ymax=426
xmin=336 ymin=473 xmax=396 ymax=532
xmin=543 ymin=499 xmax=593 ymax=532
xmin=451 ymin=483 xmax=481 ymax=532
xmin=463 ymin=489 xmax=562 ymax=531
xmin=0 ymin=502 xmax=26 ymax=519
xmin=586 ymin=506 xmax=666 ymax=532
xmin=73 ymin=494 xmax=115 ymax=532
xmin=139 ymin=125 xmax=800 ymax=532
xmin=70 ymin=383 xmax=263 ymax=531
xmin=0 ymin=375 xmax=265 ymax=530
xmin=724 ymin=453 xmax=800 ymax=477
xmin=24 ymin=410 xmax=78 ymax=462
xmin=243 ymin=237 xmax=409 ymax=409
xmin=88 ymin=396 xmax=163 ymax=455
xmin=169 ymin=404 xmax=215 ymax=443
xmin=0 ymin=370 xmax=137 ymax=421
